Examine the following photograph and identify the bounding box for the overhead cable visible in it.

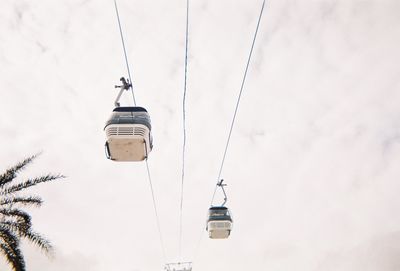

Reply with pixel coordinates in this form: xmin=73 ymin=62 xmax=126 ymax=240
xmin=145 ymin=159 xmax=167 ymax=262
xmin=211 ymin=0 xmax=266 ymax=205
xmin=113 ymin=0 xmax=137 ymax=106
xmin=179 ymin=0 xmax=190 ymax=260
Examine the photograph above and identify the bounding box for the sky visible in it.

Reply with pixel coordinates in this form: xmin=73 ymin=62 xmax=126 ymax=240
xmin=1 ymin=0 xmax=400 ymax=270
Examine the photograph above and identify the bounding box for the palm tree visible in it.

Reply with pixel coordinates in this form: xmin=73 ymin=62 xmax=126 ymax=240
xmin=0 ymin=154 xmax=64 ymax=271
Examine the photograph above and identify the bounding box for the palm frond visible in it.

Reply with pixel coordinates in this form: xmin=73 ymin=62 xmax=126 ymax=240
xmin=0 ymin=209 xmax=32 ymax=229
xmin=0 ymin=196 xmax=43 ymax=208
xmin=1 ymin=174 xmax=65 ymax=195
xmin=0 ymin=222 xmax=22 ymax=236
xmin=0 ymin=226 xmax=25 ymax=271
xmin=0 ymin=244 xmax=25 ymax=271
xmin=0 ymin=154 xmax=38 ymax=188
xmin=0 ymin=221 xmax=53 ymax=255
xmin=0 ymin=153 xmax=64 ymax=269
xmin=20 ymin=230 xmax=53 ymax=255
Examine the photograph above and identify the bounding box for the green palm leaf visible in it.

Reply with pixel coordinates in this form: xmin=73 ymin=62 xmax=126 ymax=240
xmin=1 ymin=174 xmax=65 ymax=195
xmin=1 ymin=222 xmax=52 ymax=254
xmin=0 ymin=209 xmax=32 ymax=229
xmin=0 ymin=196 xmax=43 ymax=208
xmin=0 ymin=154 xmax=64 ymax=270
xmin=0 ymin=226 xmax=25 ymax=271
xmin=0 ymin=154 xmax=37 ymax=188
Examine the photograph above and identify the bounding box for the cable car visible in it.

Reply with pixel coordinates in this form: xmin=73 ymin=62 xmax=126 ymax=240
xmin=164 ymin=262 xmax=192 ymax=271
xmin=206 ymin=179 xmax=233 ymax=239
xmin=207 ymin=206 xmax=233 ymax=239
xmin=104 ymin=78 xmax=153 ymax=161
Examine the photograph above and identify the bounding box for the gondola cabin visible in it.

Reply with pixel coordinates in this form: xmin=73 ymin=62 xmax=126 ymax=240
xmin=164 ymin=262 xmax=192 ymax=271
xmin=104 ymin=106 xmax=153 ymax=161
xmin=207 ymin=206 xmax=233 ymax=239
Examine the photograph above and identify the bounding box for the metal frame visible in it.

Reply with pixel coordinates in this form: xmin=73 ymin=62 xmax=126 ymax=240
xmin=114 ymin=77 xmax=132 ymax=107
xmin=217 ymin=179 xmax=228 ymax=206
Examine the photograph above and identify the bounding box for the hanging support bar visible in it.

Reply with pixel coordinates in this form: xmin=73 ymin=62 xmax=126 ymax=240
xmin=217 ymin=179 xmax=228 ymax=206
xmin=114 ymin=77 xmax=132 ymax=107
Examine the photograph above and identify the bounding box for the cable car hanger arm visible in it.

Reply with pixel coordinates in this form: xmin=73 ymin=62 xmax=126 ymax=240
xmin=114 ymin=77 xmax=132 ymax=107
xmin=217 ymin=179 xmax=228 ymax=206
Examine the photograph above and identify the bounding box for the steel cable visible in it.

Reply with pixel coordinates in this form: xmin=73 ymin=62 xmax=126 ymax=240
xmin=145 ymin=159 xmax=167 ymax=262
xmin=179 ymin=0 xmax=190 ymax=260
xmin=193 ymin=0 xmax=266 ymax=264
xmin=114 ymin=0 xmax=137 ymax=106
xmin=210 ymin=0 xmax=266 ymax=205
xmin=113 ymin=0 xmax=166 ymax=262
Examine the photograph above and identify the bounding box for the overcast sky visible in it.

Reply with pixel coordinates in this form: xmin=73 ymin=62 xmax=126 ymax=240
xmin=1 ymin=0 xmax=400 ymax=270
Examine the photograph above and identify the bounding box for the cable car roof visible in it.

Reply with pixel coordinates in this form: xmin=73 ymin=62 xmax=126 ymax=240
xmin=105 ymin=106 xmax=152 ymax=130
xmin=209 ymin=206 xmax=229 ymax=210
xmin=113 ymin=106 xmax=148 ymax=113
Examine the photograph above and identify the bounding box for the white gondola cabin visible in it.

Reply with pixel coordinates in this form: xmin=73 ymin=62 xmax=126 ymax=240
xmin=207 ymin=206 xmax=233 ymax=239
xmin=104 ymin=106 xmax=153 ymax=161
xmin=164 ymin=262 xmax=192 ymax=271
